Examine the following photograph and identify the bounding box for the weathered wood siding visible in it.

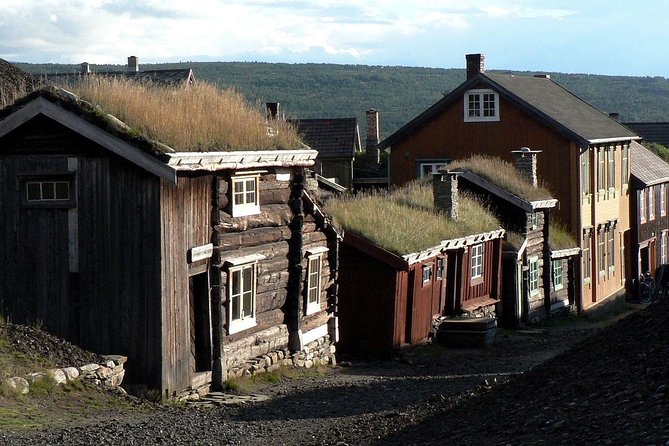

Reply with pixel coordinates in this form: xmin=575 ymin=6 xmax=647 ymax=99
xmin=337 ymin=242 xmax=398 ymax=355
xmin=460 ymin=238 xmax=502 ymax=305
xmin=0 ymin=116 xmax=164 ymax=389
xmin=159 ymin=175 xmax=212 ymax=396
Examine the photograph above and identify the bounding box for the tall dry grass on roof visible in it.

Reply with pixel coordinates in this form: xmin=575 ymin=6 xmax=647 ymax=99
xmin=61 ymin=76 xmax=303 ymax=152
xmin=326 ymin=180 xmax=500 ymax=256
xmin=450 ymin=155 xmax=553 ymax=201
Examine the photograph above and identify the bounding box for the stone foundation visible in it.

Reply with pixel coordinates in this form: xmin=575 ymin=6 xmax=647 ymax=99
xmin=1 ymin=354 xmax=127 ymax=396
xmin=223 ymin=324 xmax=336 ymax=380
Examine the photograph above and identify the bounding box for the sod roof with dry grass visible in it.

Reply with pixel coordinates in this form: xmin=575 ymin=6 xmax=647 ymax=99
xmin=449 ymin=155 xmax=554 ymax=202
xmin=326 ymin=180 xmax=501 ymax=256
xmin=1 ymin=76 xmax=304 ymax=154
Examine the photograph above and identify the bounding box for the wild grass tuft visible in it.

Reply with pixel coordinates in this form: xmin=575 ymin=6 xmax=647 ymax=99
xmin=449 ymin=155 xmax=554 ymax=202
xmin=326 ymin=179 xmax=500 ymax=256
xmin=549 ymin=222 xmax=578 ymax=250
xmin=58 ymin=76 xmax=303 ymax=152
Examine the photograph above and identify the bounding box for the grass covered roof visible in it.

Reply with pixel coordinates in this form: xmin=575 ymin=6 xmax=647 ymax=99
xmin=326 ymin=179 xmax=501 ymax=256
xmin=57 ymin=76 xmax=303 ymax=152
xmin=449 ymin=155 xmax=553 ymax=202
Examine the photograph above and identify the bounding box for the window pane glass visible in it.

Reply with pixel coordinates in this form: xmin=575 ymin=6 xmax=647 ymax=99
xmin=231 ymin=270 xmax=240 ymax=296
xmin=26 ymin=183 xmax=41 ymax=201
xmin=242 ymin=266 xmax=253 ymax=292
xmin=231 ymin=295 xmax=241 ymax=320
xmin=55 ymin=182 xmax=70 ymax=200
xmin=42 ymin=182 xmax=55 ymax=200
xmin=242 ymin=290 xmax=253 ymax=316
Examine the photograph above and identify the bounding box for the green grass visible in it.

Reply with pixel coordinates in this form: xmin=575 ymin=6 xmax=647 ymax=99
xmin=450 ymin=155 xmax=554 ymax=202
xmin=326 ymin=179 xmax=500 ymax=256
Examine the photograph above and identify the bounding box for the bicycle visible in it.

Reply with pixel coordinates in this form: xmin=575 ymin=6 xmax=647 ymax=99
xmin=638 ymin=272 xmax=656 ymax=304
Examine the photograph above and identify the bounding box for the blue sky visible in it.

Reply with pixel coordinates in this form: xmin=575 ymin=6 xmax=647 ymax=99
xmin=0 ymin=0 xmax=666 ymax=77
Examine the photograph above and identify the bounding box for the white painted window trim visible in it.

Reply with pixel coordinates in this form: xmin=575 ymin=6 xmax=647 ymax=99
xmin=306 ymin=253 xmax=323 ymax=315
xmin=228 ymin=261 xmax=258 ymax=334
xmin=553 ymin=259 xmax=564 ymax=291
xmin=464 ymin=89 xmax=500 ymax=122
xmin=661 ymin=184 xmax=667 ymax=217
xmin=529 ymin=256 xmax=540 ymax=296
xmin=471 ymin=244 xmax=484 ymax=280
xmin=231 ymin=174 xmax=260 ymax=217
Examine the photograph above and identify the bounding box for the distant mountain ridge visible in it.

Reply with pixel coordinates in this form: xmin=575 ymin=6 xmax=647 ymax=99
xmin=17 ymin=61 xmax=669 ymax=139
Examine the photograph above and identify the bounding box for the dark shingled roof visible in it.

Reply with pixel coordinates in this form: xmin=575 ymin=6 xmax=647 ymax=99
xmin=289 ymin=118 xmax=360 ymax=159
xmin=43 ymin=68 xmax=195 ymax=87
xmin=623 ymin=122 xmax=669 ymax=147
xmin=630 ymin=140 xmax=669 ymax=187
xmin=0 ymin=58 xmax=40 ymax=108
xmin=380 ymin=72 xmax=639 ymax=150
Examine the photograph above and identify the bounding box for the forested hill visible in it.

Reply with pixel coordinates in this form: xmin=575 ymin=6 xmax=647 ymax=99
xmin=18 ymin=61 xmax=669 ymax=139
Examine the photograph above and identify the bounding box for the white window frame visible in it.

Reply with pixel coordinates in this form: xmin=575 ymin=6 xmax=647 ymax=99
xmin=464 ymin=89 xmax=499 ymax=122
xmin=580 ymin=149 xmax=591 ymax=199
xmin=598 ymin=228 xmax=606 ymax=277
xmin=553 ymin=259 xmax=564 ymax=291
xmin=306 ymin=254 xmax=323 ymax=315
xmin=640 ymin=190 xmax=646 ymax=223
xmin=597 ymin=146 xmax=606 ymax=195
xmin=418 ymin=160 xmax=450 ymax=178
xmin=436 ymin=257 xmax=445 ymax=280
xmin=662 ymin=184 xmax=667 ymax=217
xmin=228 ymin=262 xmax=257 ymax=334
xmin=607 ymin=225 xmax=615 ymax=274
xmin=622 ymin=144 xmax=629 ymax=188
xmin=649 ymin=187 xmax=655 ymax=221
xmin=471 ymin=244 xmax=484 ymax=280
xmin=606 ymin=146 xmax=616 ymax=192
xmin=531 ymin=212 xmax=539 ymax=230
xmin=422 ymin=264 xmax=433 ymax=284
xmin=231 ymin=174 xmax=260 ymax=217
xmin=582 ymin=230 xmax=592 ymax=283
xmin=529 ymin=256 xmax=539 ymax=296
xmin=662 ymin=231 xmax=668 ymax=265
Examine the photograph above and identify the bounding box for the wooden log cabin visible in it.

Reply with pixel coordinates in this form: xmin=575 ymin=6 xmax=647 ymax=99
xmin=327 ymin=173 xmax=504 ymax=355
xmin=0 ymin=85 xmax=338 ymax=398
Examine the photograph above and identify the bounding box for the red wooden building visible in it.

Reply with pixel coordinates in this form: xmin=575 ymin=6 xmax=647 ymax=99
xmin=328 ymin=174 xmax=504 ymax=355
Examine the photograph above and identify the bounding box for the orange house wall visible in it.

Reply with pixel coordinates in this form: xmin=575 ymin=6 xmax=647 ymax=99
xmin=390 ymin=93 xmax=576 ymax=230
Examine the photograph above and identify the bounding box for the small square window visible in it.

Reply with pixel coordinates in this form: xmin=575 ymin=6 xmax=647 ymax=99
xmin=231 ymin=175 xmax=260 ymax=217
xmin=422 ymin=265 xmax=433 ymax=284
xmin=464 ymin=89 xmax=499 ymax=122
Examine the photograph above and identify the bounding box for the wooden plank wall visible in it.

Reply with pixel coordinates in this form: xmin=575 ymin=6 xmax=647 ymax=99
xmin=160 ymin=175 xmax=212 ymax=395
xmin=0 ymin=117 xmax=166 ymax=389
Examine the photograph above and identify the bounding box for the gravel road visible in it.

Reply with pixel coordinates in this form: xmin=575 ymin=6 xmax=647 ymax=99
xmin=3 ymin=303 xmax=663 ymax=446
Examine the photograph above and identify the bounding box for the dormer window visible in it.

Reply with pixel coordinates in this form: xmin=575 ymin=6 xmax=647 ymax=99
xmin=231 ymin=174 xmax=260 ymax=217
xmin=464 ymin=89 xmax=499 ymax=122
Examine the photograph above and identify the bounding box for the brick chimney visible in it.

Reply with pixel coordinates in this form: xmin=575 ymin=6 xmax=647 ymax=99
xmin=365 ymin=109 xmax=380 ymax=163
xmin=127 ymin=56 xmax=139 ymax=72
xmin=466 ymin=53 xmax=485 ymax=80
xmin=433 ymin=171 xmax=461 ymax=220
xmin=266 ymin=102 xmax=280 ymax=120
xmin=511 ymin=147 xmax=542 ymax=187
